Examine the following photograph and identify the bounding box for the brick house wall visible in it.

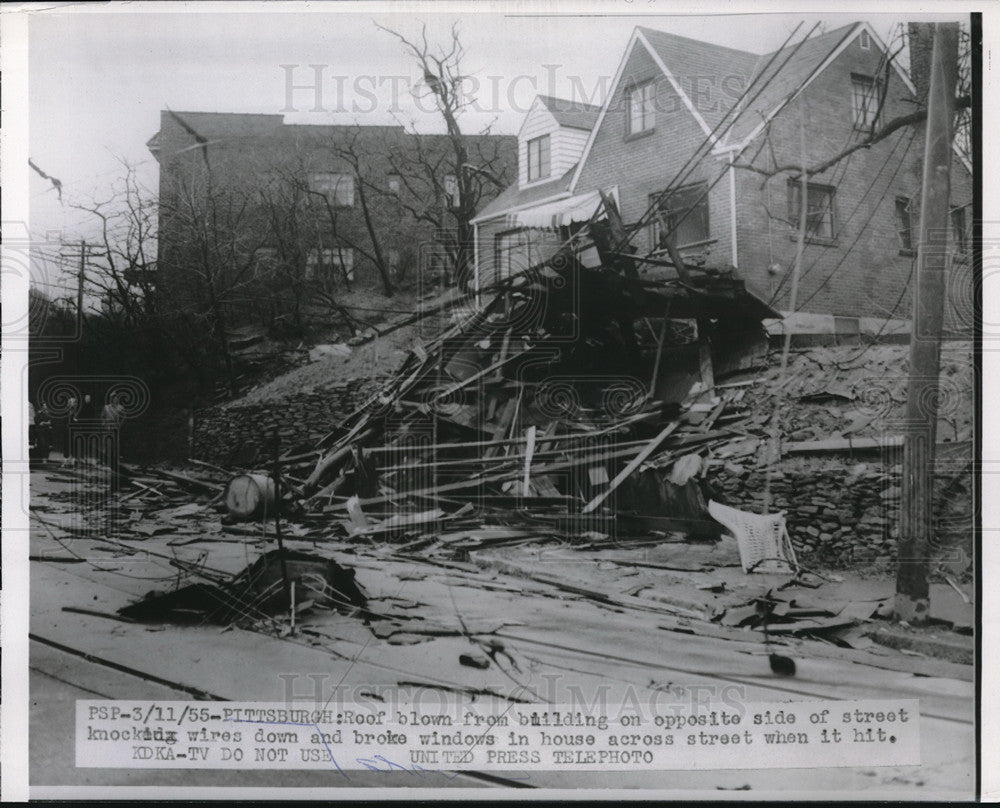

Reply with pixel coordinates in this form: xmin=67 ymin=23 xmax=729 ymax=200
xmin=573 ymin=40 xmax=735 ymax=272
xmin=479 ymin=27 xmax=973 ymax=331
xmin=732 ymin=34 xmax=973 ymax=329
xmin=152 ymin=112 xmax=516 ymax=318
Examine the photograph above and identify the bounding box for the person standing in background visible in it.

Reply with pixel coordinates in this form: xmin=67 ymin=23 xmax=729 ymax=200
xmin=63 ymin=394 xmax=78 ymax=462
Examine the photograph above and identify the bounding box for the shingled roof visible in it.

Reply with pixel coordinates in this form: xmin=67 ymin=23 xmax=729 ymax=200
xmin=536 ymin=94 xmax=602 ymax=131
xmin=636 ymin=23 xmax=865 ymax=146
xmin=638 ymin=22 xmax=880 ymax=143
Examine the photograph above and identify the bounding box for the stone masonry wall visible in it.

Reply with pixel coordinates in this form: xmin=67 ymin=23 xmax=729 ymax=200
xmin=191 ymin=377 xmax=382 ymax=467
xmin=708 ymin=453 xmax=972 ymax=568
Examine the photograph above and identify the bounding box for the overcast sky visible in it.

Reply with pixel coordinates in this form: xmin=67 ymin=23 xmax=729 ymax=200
xmin=23 ymin=4 xmax=967 ymax=290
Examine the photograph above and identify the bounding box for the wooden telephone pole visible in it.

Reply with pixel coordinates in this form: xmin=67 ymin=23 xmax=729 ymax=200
xmin=894 ymin=23 xmax=959 ymax=623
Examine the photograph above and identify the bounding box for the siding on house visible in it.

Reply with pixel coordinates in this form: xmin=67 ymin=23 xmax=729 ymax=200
xmin=573 ymin=37 xmax=735 ymax=270
xmin=732 ymin=30 xmax=973 ymax=332
xmin=471 ymin=23 xmax=973 ymax=332
xmin=518 ymin=99 xmax=593 ymax=188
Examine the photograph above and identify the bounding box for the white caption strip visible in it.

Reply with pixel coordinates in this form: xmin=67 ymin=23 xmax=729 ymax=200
xmin=76 ymin=699 xmax=919 ymax=772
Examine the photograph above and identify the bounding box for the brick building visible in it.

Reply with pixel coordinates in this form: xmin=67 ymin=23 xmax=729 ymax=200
xmin=473 ymin=23 xmax=973 ymax=333
xmin=148 ymin=111 xmax=516 ymax=325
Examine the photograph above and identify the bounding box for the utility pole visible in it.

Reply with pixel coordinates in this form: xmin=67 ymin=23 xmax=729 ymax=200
xmin=75 ymin=239 xmax=87 ymax=333
xmin=764 ymin=106 xmax=808 ymax=514
xmin=895 ymin=23 xmax=959 ymax=624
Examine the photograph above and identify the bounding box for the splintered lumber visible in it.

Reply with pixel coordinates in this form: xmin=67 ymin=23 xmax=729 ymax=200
xmin=581 ymin=422 xmax=680 ymax=514
xmin=322 ymin=441 xmax=667 ymax=513
xmin=428 ymin=346 xmax=530 ymax=404
xmin=153 ymin=469 xmax=223 ymax=494
xmin=522 ymin=426 xmax=537 ymax=496
xmin=484 ymin=398 xmax=518 ymax=458
xmin=305 ymin=428 xmax=374 ymax=490
xmin=783 ymin=435 xmax=904 ymax=454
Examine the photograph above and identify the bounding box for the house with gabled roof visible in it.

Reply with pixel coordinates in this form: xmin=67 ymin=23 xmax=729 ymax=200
xmin=473 ymin=22 xmax=972 ymax=334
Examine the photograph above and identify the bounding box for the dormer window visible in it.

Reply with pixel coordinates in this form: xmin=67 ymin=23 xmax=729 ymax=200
xmin=527 ymin=135 xmax=551 ymax=182
xmin=626 ymin=81 xmax=655 ymax=135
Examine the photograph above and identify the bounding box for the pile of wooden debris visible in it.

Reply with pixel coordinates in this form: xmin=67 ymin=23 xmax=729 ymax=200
xmin=261 ymin=204 xmax=780 ymax=551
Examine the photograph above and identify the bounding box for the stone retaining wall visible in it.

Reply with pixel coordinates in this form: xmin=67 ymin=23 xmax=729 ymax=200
xmin=191 ymin=378 xmax=382 ymax=467
xmin=708 ymin=453 xmax=972 ymax=568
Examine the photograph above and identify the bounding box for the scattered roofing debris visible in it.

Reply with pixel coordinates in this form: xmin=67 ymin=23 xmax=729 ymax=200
xmin=254 ymin=199 xmax=780 ymax=555
xmin=36 ymin=199 xmax=972 ymax=684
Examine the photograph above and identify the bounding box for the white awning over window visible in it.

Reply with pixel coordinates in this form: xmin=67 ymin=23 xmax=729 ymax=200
xmin=505 ymin=187 xmax=619 ymax=230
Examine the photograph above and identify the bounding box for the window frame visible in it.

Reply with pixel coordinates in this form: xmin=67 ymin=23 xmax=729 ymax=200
xmin=494 ymin=228 xmax=533 ymax=279
xmin=525 ymin=134 xmax=551 ymax=183
xmin=443 ymin=173 xmax=461 ymax=207
xmin=649 ymin=181 xmax=711 ymax=252
xmin=787 ymin=181 xmax=837 ymax=242
xmin=851 ymin=73 xmax=881 ymax=131
xmin=308 ymin=172 xmax=355 ymax=207
xmin=306 ymin=245 xmax=355 ymax=282
xmin=625 ymin=81 xmax=656 ymax=137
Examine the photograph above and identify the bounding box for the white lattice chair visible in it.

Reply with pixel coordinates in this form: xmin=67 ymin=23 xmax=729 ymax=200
xmin=708 ymin=500 xmax=799 ymax=574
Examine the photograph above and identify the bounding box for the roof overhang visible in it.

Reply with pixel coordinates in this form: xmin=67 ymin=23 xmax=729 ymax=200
xmin=502 ymin=187 xmax=619 ymax=230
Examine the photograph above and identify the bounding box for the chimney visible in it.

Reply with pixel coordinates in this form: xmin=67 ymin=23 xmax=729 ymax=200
xmin=907 ymin=22 xmax=935 ymax=104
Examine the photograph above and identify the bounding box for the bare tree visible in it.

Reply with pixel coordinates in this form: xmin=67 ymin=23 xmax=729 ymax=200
xmin=377 ymin=21 xmax=514 ymax=289
xmin=159 ymin=151 xmax=271 ymax=395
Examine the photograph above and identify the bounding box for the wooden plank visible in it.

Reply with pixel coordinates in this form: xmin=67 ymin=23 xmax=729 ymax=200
xmin=484 ymin=397 xmax=517 ymax=459
xmin=323 ymin=441 xmax=668 ymax=513
xmin=784 ymin=435 xmax=904 ymax=454
xmin=522 ymin=426 xmax=537 ymax=497
xmin=428 ymin=348 xmax=528 ymax=404
xmin=581 ymin=422 xmax=680 ymax=514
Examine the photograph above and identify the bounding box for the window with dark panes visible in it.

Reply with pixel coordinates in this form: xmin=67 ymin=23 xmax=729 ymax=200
xmin=308 ymin=172 xmax=354 ymax=206
xmin=787 ymin=182 xmax=836 ymax=240
xmin=650 ymin=182 xmax=710 ymax=250
xmin=851 ymin=73 xmax=880 ymax=130
xmin=306 ymin=246 xmax=354 ymax=282
xmin=496 ymin=230 xmax=533 ymax=279
xmin=626 ymin=81 xmax=655 ymax=135
xmin=526 ymin=135 xmax=551 ymax=182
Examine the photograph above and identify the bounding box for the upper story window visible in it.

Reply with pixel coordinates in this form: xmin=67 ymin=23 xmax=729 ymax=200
xmin=626 ymin=81 xmax=656 ymax=135
xmin=308 ymin=172 xmax=354 ymax=207
xmin=526 ymin=135 xmax=551 ymax=182
xmin=851 ymin=73 xmax=880 ymax=130
xmin=443 ymin=173 xmax=461 ymax=207
xmin=787 ymin=181 xmax=837 ymax=240
xmin=859 ymin=29 xmax=871 ymax=50
xmin=650 ymin=182 xmax=710 ymax=251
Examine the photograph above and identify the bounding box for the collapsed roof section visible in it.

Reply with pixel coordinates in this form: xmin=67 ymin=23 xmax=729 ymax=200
xmin=284 ymin=199 xmax=779 ymax=531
